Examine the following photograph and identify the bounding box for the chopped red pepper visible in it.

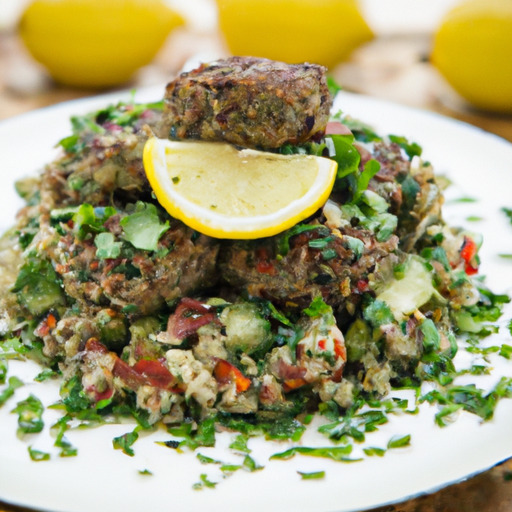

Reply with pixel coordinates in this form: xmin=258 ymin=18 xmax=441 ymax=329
xmin=213 ymin=359 xmax=251 ymax=393
xmin=283 ymin=378 xmax=307 ymax=392
xmin=334 ymin=338 xmax=347 ymax=360
xmin=318 ymin=339 xmax=327 ymax=350
xmin=55 ymin=263 xmax=70 ymax=274
xmin=255 ymin=247 xmax=276 ymax=275
xmin=34 ymin=312 xmax=58 ymax=337
xmin=460 ymin=236 xmax=479 ymax=275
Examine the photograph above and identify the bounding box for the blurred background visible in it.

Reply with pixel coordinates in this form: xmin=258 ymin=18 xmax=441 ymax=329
xmin=0 ymin=0 xmax=511 ymax=143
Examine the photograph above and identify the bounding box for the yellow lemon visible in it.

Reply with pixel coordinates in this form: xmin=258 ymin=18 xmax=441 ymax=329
xmin=216 ymin=0 xmax=373 ymax=69
xmin=19 ymin=0 xmax=184 ymax=88
xmin=431 ymin=0 xmax=512 ymax=113
xmin=143 ymin=138 xmax=337 ymax=239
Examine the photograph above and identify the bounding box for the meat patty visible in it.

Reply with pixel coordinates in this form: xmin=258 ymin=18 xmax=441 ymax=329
xmin=160 ymin=56 xmax=332 ymax=149
xmin=40 ymin=103 xmax=162 ymax=210
xmin=219 ymin=220 xmax=399 ymax=322
xmin=52 ymin=219 xmax=219 ymax=317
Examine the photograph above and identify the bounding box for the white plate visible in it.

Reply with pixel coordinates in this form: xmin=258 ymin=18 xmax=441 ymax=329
xmin=1 ymin=88 xmax=512 ymax=512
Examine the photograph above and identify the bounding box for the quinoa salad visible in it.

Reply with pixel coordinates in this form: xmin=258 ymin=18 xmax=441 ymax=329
xmin=1 ymin=57 xmax=511 ymax=476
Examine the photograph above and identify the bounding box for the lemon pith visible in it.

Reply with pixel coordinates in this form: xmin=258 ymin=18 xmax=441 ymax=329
xmin=143 ymin=138 xmax=338 ymax=239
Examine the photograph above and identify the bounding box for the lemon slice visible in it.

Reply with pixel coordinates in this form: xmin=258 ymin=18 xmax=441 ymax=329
xmin=143 ymin=138 xmax=337 ymax=239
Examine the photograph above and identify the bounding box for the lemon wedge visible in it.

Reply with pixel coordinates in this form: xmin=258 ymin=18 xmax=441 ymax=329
xmin=143 ymin=138 xmax=337 ymax=239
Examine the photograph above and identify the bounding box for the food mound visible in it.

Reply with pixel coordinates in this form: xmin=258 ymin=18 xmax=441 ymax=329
xmin=0 ymin=57 xmax=485 ymax=433
xmin=160 ymin=56 xmax=332 ymax=149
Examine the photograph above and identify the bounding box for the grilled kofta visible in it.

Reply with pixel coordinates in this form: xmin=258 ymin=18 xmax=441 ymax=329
xmin=160 ymin=56 xmax=332 ymax=149
xmin=13 ymin=100 xmax=220 ymax=360
xmin=40 ymin=101 xmax=162 ymax=210
xmin=219 ymin=218 xmax=400 ymax=320
xmin=218 ymin=136 xmax=446 ymax=321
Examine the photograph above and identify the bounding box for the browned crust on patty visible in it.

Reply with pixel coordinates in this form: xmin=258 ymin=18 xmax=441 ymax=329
xmin=160 ymin=56 xmax=333 ymax=149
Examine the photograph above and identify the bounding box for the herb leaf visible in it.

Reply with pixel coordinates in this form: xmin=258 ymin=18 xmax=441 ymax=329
xmin=0 ymin=376 xmax=24 ymax=407
xmin=12 ymin=394 xmax=45 ymax=434
xmin=28 ymin=446 xmax=50 ymax=462
xmin=113 ymin=429 xmax=139 ymax=456
xmin=121 ymin=202 xmax=169 ymax=252
xmin=270 ymin=445 xmax=353 ymax=462
xmin=303 ymin=296 xmax=332 ymax=318
xmin=95 ymin=232 xmax=122 ymax=259
xmin=298 ymin=470 xmax=326 ymax=479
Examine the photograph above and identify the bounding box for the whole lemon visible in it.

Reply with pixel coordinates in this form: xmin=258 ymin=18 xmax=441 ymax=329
xmin=431 ymin=0 xmax=512 ymax=113
xmin=216 ymin=0 xmax=373 ymax=69
xmin=19 ymin=0 xmax=184 ymax=88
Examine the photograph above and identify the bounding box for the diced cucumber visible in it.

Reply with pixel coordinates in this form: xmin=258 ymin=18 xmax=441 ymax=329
xmin=344 ymin=318 xmax=374 ymax=362
xmin=376 ymin=256 xmax=444 ymax=319
xmin=12 ymin=256 xmax=65 ymax=316
xmin=221 ymin=303 xmax=271 ymax=356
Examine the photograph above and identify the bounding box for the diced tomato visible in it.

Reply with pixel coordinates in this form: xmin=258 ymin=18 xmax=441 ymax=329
xmin=213 ymin=359 xmax=251 ymax=393
xmin=460 ymin=236 xmax=479 ymax=275
xmin=356 ymin=279 xmax=369 ymax=293
xmin=318 ymin=339 xmax=327 ymax=350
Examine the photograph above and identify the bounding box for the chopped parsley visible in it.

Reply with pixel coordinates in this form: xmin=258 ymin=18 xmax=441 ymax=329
xmin=502 ymin=207 xmax=512 ymax=224
xmin=95 ymin=232 xmax=122 ymax=259
xmin=113 ymin=429 xmax=139 ymax=457
xmin=120 ymin=202 xmax=170 ymax=252
xmin=12 ymin=394 xmax=45 ymax=434
xmin=192 ymin=473 xmax=218 ymax=490
xmin=388 ymin=134 xmax=422 ymax=160
xmin=303 ymin=296 xmax=332 ymax=318
xmin=28 ymin=446 xmax=50 ymax=462
xmin=298 ymin=470 xmax=326 ymax=480
xmin=0 ymin=376 xmax=23 ymax=407
xmin=270 ymin=445 xmax=354 ymax=462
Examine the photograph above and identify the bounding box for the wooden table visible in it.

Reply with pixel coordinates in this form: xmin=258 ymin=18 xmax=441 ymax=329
xmin=1 ymin=22 xmax=512 ymax=512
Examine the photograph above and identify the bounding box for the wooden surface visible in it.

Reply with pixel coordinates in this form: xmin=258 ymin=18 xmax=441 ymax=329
xmin=1 ymin=20 xmax=512 ymax=512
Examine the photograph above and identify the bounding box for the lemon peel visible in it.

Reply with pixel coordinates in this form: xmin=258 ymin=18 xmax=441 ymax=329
xmin=216 ymin=0 xmax=373 ymax=69
xmin=432 ymin=0 xmax=512 ymax=113
xmin=143 ymin=138 xmax=338 ymax=240
xmin=19 ymin=0 xmax=184 ymax=88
